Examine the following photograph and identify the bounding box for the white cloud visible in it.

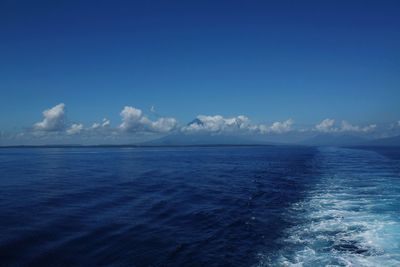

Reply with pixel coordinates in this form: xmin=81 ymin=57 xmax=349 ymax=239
xmin=269 ymin=119 xmax=294 ymax=133
xmin=21 ymin=103 xmax=384 ymax=144
xmin=67 ymin=123 xmax=84 ymax=135
xmin=255 ymin=119 xmax=294 ymax=134
xmin=34 ymin=103 xmax=66 ymax=132
xmin=315 ymin=118 xmax=336 ymax=132
xmin=182 ymin=115 xmax=294 ymax=135
xmin=103 ymin=119 xmax=110 ymax=127
xmin=119 ymin=106 xmax=177 ymax=133
xmin=340 ymin=121 xmax=376 ymax=132
xmin=182 ymin=115 xmax=250 ymax=133
xmin=151 ymin=117 xmax=178 ymax=133
xmin=363 ymin=124 xmax=377 ymax=132
xmin=340 ymin=120 xmax=358 ymax=132
xmin=119 ymin=106 xmax=146 ymax=131
xmin=91 ymin=118 xmax=110 ymax=129
xmin=315 ymin=118 xmax=376 ymax=133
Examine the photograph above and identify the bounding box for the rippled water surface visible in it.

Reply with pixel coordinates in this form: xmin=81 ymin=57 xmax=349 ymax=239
xmin=0 ymin=146 xmax=399 ymax=266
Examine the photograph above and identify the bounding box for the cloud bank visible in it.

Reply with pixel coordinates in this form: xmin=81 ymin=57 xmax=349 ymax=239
xmin=181 ymin=115 xmax=294 ymax=135
xmin=182 ymin=115 xmax=250 ymax=133
xmin=28 ymin=104 xmax=385 ymax=137
xmin=1 ymin=102 xmax=393 ymax=145
xmin=315 ymin=119 xmax=376 ymax=133
xmin=28 ymin=104 xmax=384 ymax=137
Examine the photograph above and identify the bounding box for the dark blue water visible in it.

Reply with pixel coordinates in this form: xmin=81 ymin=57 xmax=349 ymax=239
xmin=0 ymin=146 xmax=399 ymax=266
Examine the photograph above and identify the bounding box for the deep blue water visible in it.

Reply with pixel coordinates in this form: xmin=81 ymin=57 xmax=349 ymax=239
xmin=0 ymin=146 xmax=399 ymax=267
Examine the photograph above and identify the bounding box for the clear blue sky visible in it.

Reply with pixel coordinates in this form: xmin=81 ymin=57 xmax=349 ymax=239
xmin=1 ymin=0 xmax=399 ymax=132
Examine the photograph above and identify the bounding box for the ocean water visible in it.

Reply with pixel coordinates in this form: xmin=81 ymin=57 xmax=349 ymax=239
xmin=0 ymin=146 xmax=399 ymax=267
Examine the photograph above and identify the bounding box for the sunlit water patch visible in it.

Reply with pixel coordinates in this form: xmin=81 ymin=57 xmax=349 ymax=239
xmin=258 ymin=147 xmax=400 ymax=267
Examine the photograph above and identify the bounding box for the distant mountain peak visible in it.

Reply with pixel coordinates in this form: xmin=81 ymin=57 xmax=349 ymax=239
xmin=187 ymin=118 xmax=204 ymax=126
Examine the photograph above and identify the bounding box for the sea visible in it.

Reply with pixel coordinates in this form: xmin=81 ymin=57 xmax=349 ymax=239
xmin=0 ymin=146 xmax=399 ymax=266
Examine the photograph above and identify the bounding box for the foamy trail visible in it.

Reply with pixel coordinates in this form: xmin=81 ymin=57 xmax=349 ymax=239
xmin=256 ymin=147 xmax=400 ymax=267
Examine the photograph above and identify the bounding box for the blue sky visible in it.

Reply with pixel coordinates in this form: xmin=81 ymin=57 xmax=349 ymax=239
xmin=0 ymin=1 xmax=399 ymax=143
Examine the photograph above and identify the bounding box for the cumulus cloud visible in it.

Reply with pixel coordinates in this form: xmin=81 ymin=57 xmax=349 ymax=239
xmin=34 ymin=103 xmax=66 ymax=131
xmin=315 ymin=118 xmax=376 ymax=133
xmin=255 ymin=119 xmax=294 ymax=134
xmin=119 ymin=106 xmax=177 ymax=133
xmin=340 ymin=121 xmax=376 ymax=133
xmin=181 ymin=115 xmax=294 ymax=135
xmin=269 ymin=119 xmax=294 ymax=133
xmin=182 ymin=115 xmax=250 ymax=133
xmin=21 ymin=103 xmax=384 ymax=144
xmin=315 ymin=118 xmax=336 ymax=132
xmin=67 ymin=123 xmax=84 ymax=135
xmin=151 ymin=117 xmax=179 ymax=133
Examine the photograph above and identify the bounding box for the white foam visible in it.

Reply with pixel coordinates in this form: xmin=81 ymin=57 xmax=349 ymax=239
xmin=255 ymin=147 xmax=400 ymax=267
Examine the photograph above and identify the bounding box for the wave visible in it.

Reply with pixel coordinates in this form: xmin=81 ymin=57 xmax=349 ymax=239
xmin=256 ymin=147 xmax=400 ymax=267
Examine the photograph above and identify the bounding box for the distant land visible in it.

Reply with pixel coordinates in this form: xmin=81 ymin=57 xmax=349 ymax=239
xmin=363 ymin=135 xmax=400 ymax=147
xmin=1 ymin=134 xmax=399 ymax=148
xmin=300 ymin=133 xmax=367 ymax=146
xmin=143 ymin=133 xmax=400 ymax=147
xmin=142 ymin=133 xmax=273 ymax=146
xmin=0 ymin=144 xmax=273 ymax=149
